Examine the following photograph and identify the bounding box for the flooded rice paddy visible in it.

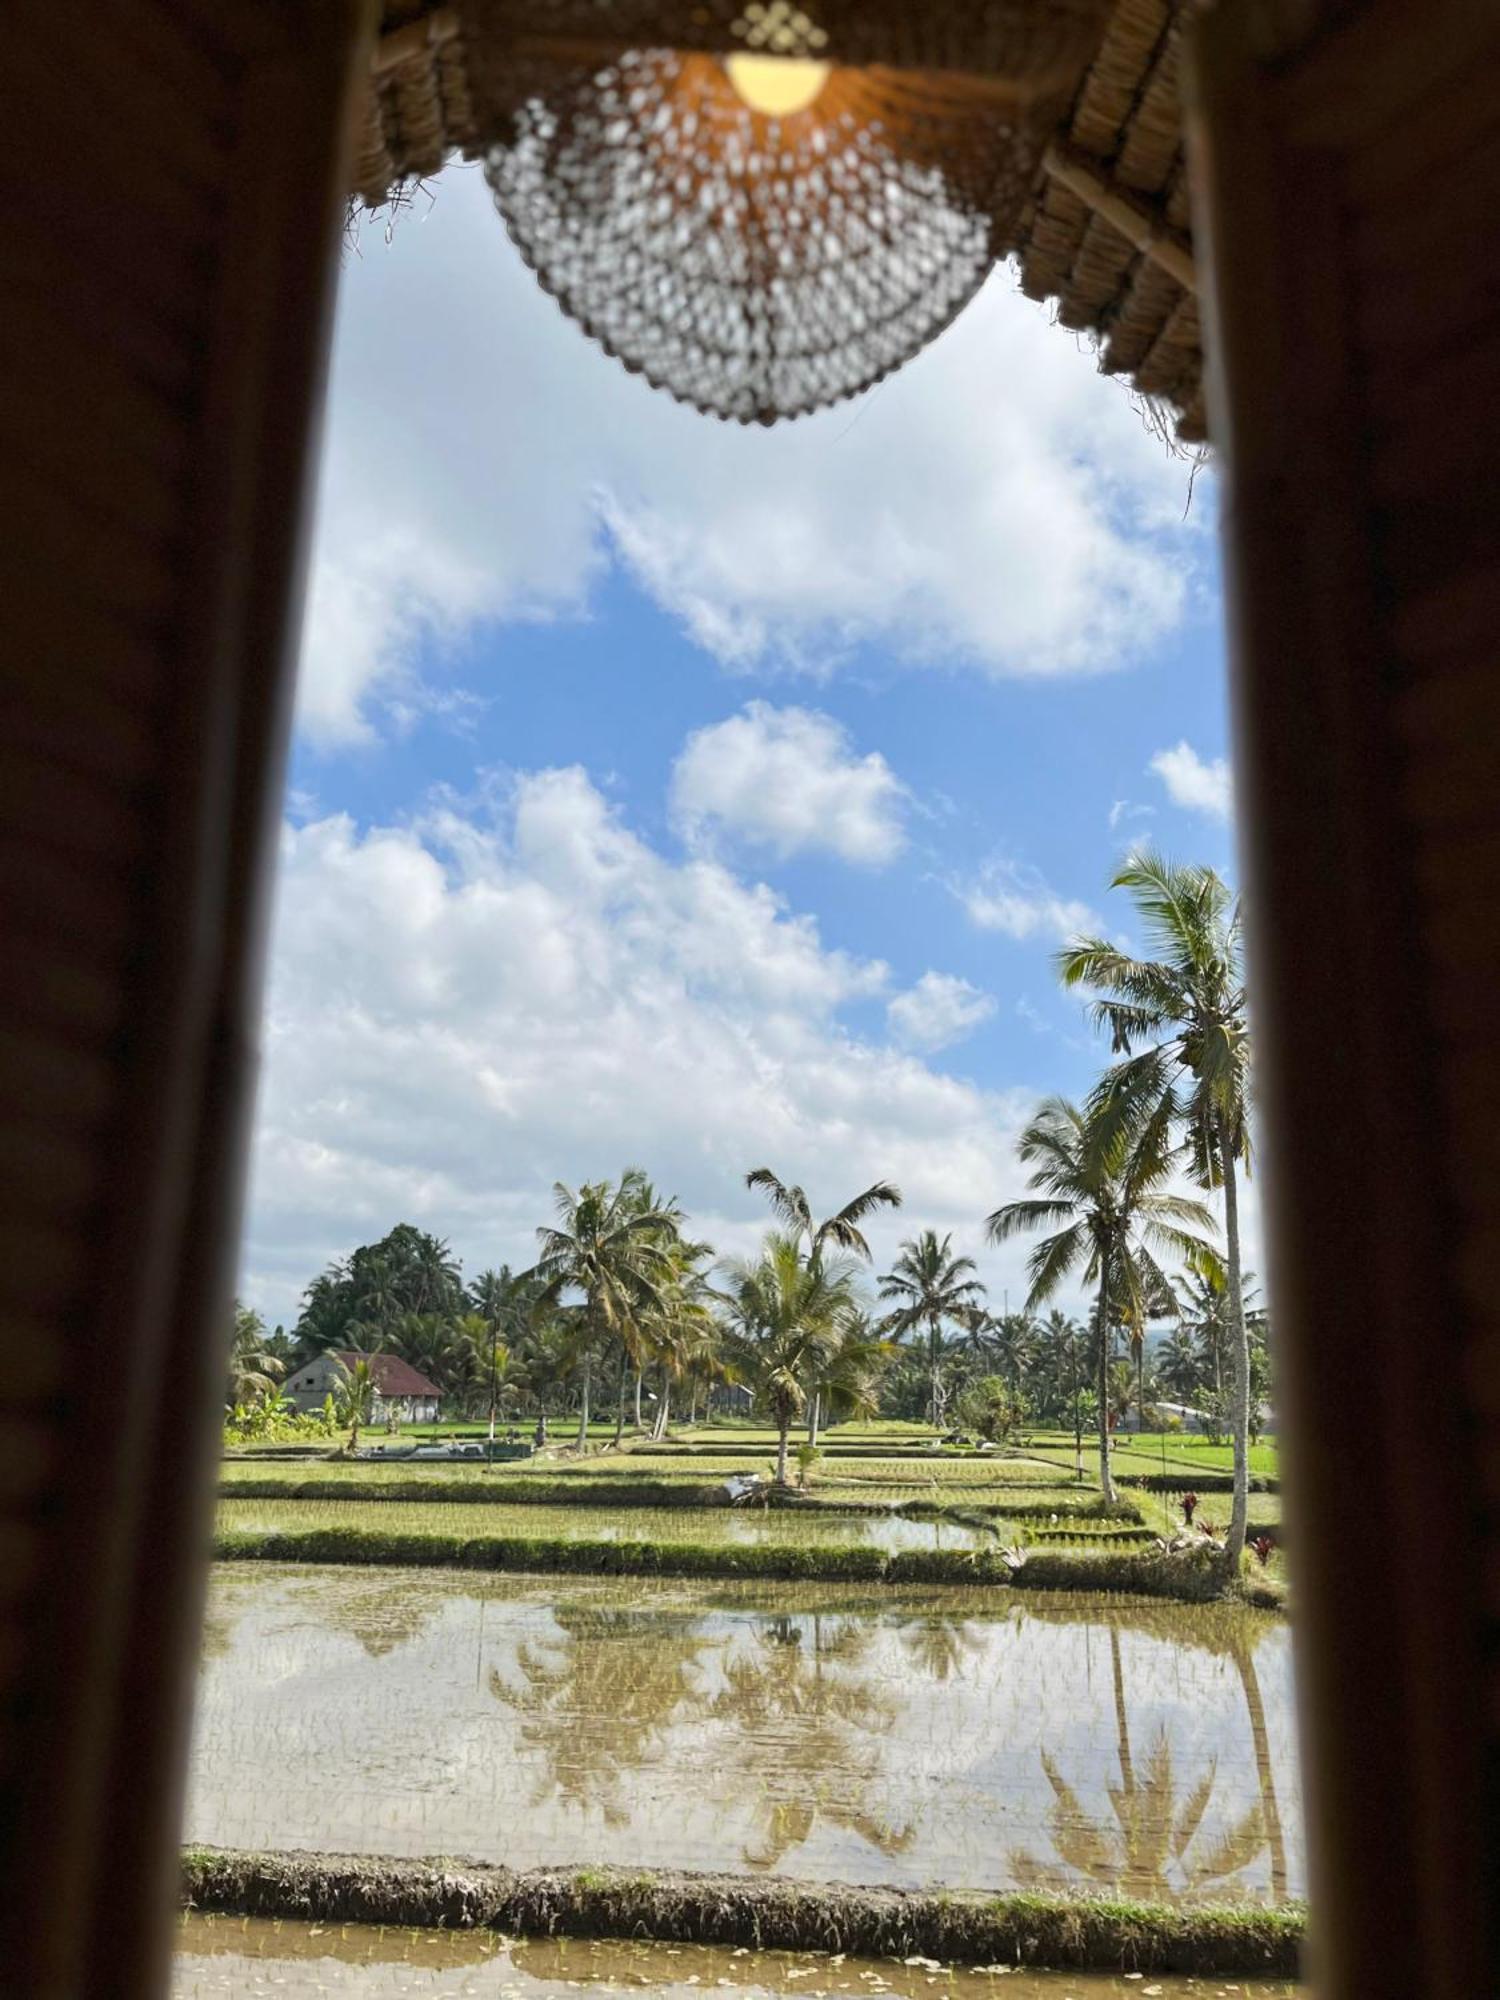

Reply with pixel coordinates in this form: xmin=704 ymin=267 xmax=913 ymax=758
xmin=188 ymin=1566 xmax=1301 ymax=1902
xmin=216 ymin=1498 xmax=999 ymax=1552
xmin=173 ymin=1915 xmax=1298 ymax=1998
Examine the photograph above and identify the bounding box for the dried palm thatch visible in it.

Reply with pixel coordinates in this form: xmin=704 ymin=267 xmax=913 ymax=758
xmin=354 ymin=0 xmax=1205 ymax=435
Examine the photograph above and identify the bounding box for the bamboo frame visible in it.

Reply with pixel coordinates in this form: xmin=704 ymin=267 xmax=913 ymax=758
xmin=1042 ymin=139 xmax=1197 ymax=292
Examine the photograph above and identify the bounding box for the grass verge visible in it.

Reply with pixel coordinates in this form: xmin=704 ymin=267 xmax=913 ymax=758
xmin=213 ymin=1526 xmax=1009 ymax=1585
xmin=181 ymin=1847 xmax=1303 ymax=1976
xmin=210 ymin=1526 xmax=1278 ymax=1605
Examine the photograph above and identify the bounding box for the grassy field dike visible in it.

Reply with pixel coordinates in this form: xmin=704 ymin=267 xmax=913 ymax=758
xmin=212 ymin=1522 xmax=1288 ymax=1605
xmin=181 ymin=1847 xmax=1305 ymax=1978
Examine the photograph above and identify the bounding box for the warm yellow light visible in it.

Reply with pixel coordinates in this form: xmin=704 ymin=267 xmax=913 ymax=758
xmin=724 ymin=53 xmax=831 ymax=117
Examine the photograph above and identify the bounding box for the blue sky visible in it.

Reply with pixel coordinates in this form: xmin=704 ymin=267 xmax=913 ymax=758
xmin=242 ymin=163 xmax=1241 ymax=1324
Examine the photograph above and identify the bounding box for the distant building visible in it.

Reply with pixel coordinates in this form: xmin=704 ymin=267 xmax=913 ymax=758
xmin=283 ymin=1349 xmax=441 ymax=1425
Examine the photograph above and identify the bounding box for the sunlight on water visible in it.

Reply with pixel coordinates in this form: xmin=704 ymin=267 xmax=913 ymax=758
xmin=187 ymin=1567 xmax=1301 ymax=1900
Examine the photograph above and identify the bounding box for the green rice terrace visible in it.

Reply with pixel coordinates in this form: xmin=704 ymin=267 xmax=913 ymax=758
xmin=206 ymin=881 xmax=1293 ymax=1989
xmin=189 ymin=1419 xmax=1301 ymax=1986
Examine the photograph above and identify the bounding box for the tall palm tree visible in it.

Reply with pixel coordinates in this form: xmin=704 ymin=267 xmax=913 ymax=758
xmin=1058 ymin=852 xmax=1254 ymax=1553
xmin=986 ymin=1095 xmax=1217 ymax=1502
xmin=720 ymin=1234 xmax=862 ymax=1483
xmin=532 ymin=1170 xmax=682 ymax=1453
xmin=638 ymin=1240 xmax=718 ymax=1440
xmin=745 ymin=1168 xmax=902 ymax=1265
xmin=877 ymin=1230 xmax=987 ymax=1430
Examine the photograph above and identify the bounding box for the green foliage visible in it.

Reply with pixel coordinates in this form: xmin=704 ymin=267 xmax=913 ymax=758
xmin=221 ymin=1400 xmax=336 ymax=1448
xmin=953 ymin=1374 xmax=1028 ymax=1444
xmin=296 ymin=1223 xmax=466 ymax=1353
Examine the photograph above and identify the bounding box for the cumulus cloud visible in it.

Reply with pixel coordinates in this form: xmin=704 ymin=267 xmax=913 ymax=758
xmin=1149 ymin=741 xmax=1234 ymax=821
xmin=957 ymin=860 xmax=1100 ymax=944
xmin=241 ymin=772 xmax=1043 ymax=1320
xmin=887 ymin=973 xmax=996 ymax=1052
xmin=300 ymin=166 xmax=1201 ymax=742
xmin=670 ymin=702 xmax=907 ymax=864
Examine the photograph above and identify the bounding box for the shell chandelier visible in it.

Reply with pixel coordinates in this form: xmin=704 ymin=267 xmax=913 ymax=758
xmin=460 ymin=0 xmax=1107 ymax=424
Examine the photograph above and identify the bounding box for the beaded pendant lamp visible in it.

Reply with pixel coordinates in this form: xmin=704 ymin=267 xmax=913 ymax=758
xmin=416 ymin=0 xmax=1110 ymax=423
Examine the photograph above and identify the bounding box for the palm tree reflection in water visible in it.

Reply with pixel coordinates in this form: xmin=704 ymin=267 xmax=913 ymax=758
xmin=488 ymin=1604 xmax=914 ymax=1869
xmin=708 ymin=1613 xmax=914 ymax=1869
xmin=1011 ymin=1621 xmax=1284 ymax=1902
xmin=489 ymin=1606 xmax=707 ymax=1828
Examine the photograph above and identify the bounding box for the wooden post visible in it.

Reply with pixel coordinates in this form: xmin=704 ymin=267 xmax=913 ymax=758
xmin=0 ymin=3 xmax=374 ymax=1991
xmin=1186 ymin=2 xmax=1500 ymax=1991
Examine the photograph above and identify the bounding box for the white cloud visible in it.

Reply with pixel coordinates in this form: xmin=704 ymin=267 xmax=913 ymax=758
xmin=671 ymin=702 xmax=906 ymax=864
xmin=888 ymin=972 xmax=995 ymax=1051
xmin=958 ymin=860 xmax=1100 ymax=944
xmin=1149 ymin=741 xmax=1234 ymax=821
xmin=301 ymin=166 xmax=1201 ymax=742
xmin=242 ymin=772 xmax=1045 ymax=1321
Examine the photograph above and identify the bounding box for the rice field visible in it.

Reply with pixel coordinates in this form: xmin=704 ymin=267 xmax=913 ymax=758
xmin=215 ymin=1497 xmax=1002 ymax=1554
xmin=171 ymin=1915 xmax=1300 ymax=1997
xmin=188 ymin=1567 xmax=1302 ymax=1903
xmin=171 ymin=1914 xmax=1301 ymax=1997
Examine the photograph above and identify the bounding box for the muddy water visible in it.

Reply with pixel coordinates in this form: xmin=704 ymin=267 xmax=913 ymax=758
xmin=172 ymin=1915 xmax=1299 ymax=1996
xmin=187 ymin=1568 xmax=1302 ymax=1902
xmin=216 ymin=1498 xmax=997 ymax=1553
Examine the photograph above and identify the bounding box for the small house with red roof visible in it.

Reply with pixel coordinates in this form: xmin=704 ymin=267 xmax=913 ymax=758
xmin=284 ymin=1349 xmax=441 ymax=1426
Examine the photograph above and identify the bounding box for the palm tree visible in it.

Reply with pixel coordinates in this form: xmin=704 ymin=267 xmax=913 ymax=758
xmin=807 ymin=1312 xmax=890 ymax=1445
xmin=877 ymin=1230 xmax=987 ymax=1430
xmin=745 ymin=1168 xmax=902 ymax=1265
xmin=1037 ymin=1308 xmax=1090 ymax=1478
xmin=1156 ymin=1321 xmax=1206 ymax=1405
xmin=988 ymin=1310 xmax=1039 ymax=1404
xmin=532 ymin=1170 xmax=682 ymax=1453
xmin=720 ymin=1234 xmax=862 ymax=1484
xmin=227 ymin=1301 xmax=285 ymax=1408
xmin=334 ymin=1355 xmax=375 ymax=1454
xmin=746 ymin=1167 xmax=901 ymax=1438
xmin=1058 ymin=852 xmax=1253 ymax=1553
xmin=638 ymin=1240 xmax=718 ymax=1440
xmin=985 ymin=1095 xmax=1218 ymax=1502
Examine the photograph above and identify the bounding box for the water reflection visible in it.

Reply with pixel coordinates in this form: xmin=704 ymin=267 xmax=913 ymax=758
xmin=489 ymin=1606 xmax=707 ymax=1827
xmin=186 ymin=1568 xmax=1303 ymax=1901
xmin=172 ymin=1914 xmax=1302 ymax=1997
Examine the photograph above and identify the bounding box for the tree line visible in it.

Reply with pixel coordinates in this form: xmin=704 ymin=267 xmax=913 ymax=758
xmin=231 ymin=852 xmax=1263 ymax=1551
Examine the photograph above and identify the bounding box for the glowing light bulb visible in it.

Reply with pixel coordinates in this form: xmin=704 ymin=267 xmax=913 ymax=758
xmin=724 ymin=53 xmax=831 ymax=117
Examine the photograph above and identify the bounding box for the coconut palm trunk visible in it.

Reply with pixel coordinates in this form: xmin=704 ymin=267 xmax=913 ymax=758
xmin=1220 ymin=1113 xmax=1250 ymax=1559
xmin=575 ymin=1351 xmax=591 ymax=1454
xmin=806 ymin=1390 xmax=821 ymax=1448
xmin=633 ymin=1367 xmax=643 ymax=1430
xmin=613 ymin=1342 xmax=630 ymax=1445
xmin=1095 ymin=1255 xmax=1116 ymax=1502
xmin=652 ymin=1366 xmax=670 ymax=1440
xmin=776 ymin=1403 xmax=793 ymax=1486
